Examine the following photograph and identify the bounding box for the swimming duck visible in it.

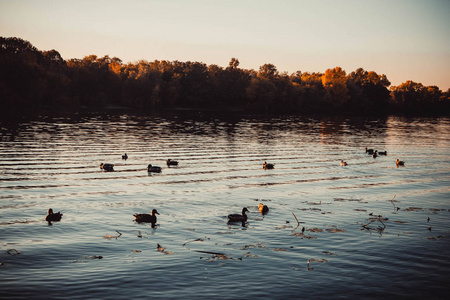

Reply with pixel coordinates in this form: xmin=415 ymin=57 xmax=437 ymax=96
xmin=340 ymin=160 xmax=348 ymax=166
xmin=122 ymin=153 xmax=128 ymax=160
xmin=378 ymin=151 xmax=387 ymax=155
xmin=134 ymin=209 xmax=159 ymax=224
xmin=228 ymin=207 xmax=249 ymax=223
xmin=166 ymin=159 xmax=179 ymax=166
xmin=259 ymin=203 xmax=269 ymax=215
xmin=147 ymin=164 xmax=162 ymax=173
xmin=100 ymin=163 xmax=114 ymax=171
xmin=46 ymin=208 xmax=63 ymax=222
xmin=372 ymin=150 xmax=378 ymax=158
xmin=396 ymin=159 xmax=405 ymax=167
xmin=263 ymin=161 xmax=274 ymax=170
xmin=365 ymin=147 xmax=374 ymax=154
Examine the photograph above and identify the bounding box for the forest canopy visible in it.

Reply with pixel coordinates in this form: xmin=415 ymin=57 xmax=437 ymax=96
xmin=1 ymin=37 xmax=448 ymax=116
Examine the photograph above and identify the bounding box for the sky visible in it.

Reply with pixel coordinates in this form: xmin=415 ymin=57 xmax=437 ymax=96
xmin=1 ymin=0 xmax=449 ymax=90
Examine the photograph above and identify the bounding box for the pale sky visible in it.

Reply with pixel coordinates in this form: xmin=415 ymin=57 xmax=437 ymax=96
xmin=1 ymin=0 xmax=449 ymax=90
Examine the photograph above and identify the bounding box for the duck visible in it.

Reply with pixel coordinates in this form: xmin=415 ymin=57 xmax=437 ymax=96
xmin=45 ymin=208 xmax=63 ymax=222
xmin=100 ymin=163 xmax=114 ymax=171
xmin=134 ymin=209 xmax=159 ymax=224
xmin=228 ymin=207 xmax=249 ymax=223
xmin=166 ymin=159 xmax=179 ymax=166
xmin=122 ymin=153 xmax=128 ymax=160
xmin=259 ymin=203 xmax=269 ymax=215
xmin=396 ymin=159 xmax=405 ymax=167
xmin=340 ymin=160 xmax=348 ymax=166
xmin=365 ymin=147 xmax=374 ymax=154
xmin=372 ymin=150 xmax=378 ymax=158
xmin=378 ymin=150 xmax=387 ymax=156
xmin=147 ymin=164 xmax=162 ymax=173
xmin=263 ymin=161 xmax=274 ymax=170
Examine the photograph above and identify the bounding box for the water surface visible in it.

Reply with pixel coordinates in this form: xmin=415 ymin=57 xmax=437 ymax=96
xmin=1 ymin=114 xmax=449 ymax=299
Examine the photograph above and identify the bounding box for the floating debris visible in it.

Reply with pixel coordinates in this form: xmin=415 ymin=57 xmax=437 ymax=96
xmin=326 ymin=228 xmax=346 ymax=233
xmin=389 ymin=195 xmax=399 ymax=211
xmin=103 ymin=230 xmax=122 ymax=240
xmin=403 ymin=207 xmax=423 ymax=212
xmin=362 ymin=216 xmax=386 ymax=233
xmin=322 ymin=251 xmax=338 ymax=256
xmin=84 ymin=255 xmax=103 ymax=260
xmin=241 ymin=243 xmax=267 ymax=250
xmin=130 ymin=250 xmax=142 ymax=253
xmin=201 ymin=254 xmax=229 ymax=261
xmin=354 ymin=209 xmax=367 ymax=212
xmin=333 ymin=198 xmax=363 ymax=202
xmin=273 ymin=248 xmax=287 ymax=252
xmin=308 ymin=228 xmax=324 ymax=233
xmin=292 ymin=212 xmax=300 ymax=227
xmin=182 ymin=238 xmax=209 ymax=247
xmin=244 ymin=252 xmax=259 ymax=258
xmin=307 ymin=259 xmax=314 ymax=271
xmin=6 ymin=249 xmax=20 ymax=255
xmin=157 ymin=244 xmax=175 ymax=255
xmin=394 ymin=220 xmax=408 ymax=224
xmin=196 ymin=250 xmax=242 ymax=262
xmin=291 ymin=233 xmax=317 ymax=239
xmin=311 ymin=258 xmax=328 ymax=263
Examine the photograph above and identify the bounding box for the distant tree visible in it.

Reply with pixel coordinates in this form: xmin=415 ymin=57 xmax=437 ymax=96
xmin=257 ymin=63 xmax=278 ymax=80
xmin=347 ymin=68 xmax=390 ymax=113
xmin=390 ymin=80 xmax=448 ymax=114
xmin=1 ymin=36 xmax=448 ymax=116
xmin=228 ymin=57 xmax=240 ymax=70
xmin=322 ymin=67 xmax=349 ymax=110
xmin=42 ymin=50 xmax=65 ymax=65
xmin=246 ymin=77 xmax=277 ymax=112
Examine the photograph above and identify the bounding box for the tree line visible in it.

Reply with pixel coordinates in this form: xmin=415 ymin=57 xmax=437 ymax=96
xmin=1 ymin=37 xmax=449 ymax=116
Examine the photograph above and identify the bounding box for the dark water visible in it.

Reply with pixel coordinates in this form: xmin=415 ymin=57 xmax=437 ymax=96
xmin=1 ymin=114 xmax=449 ymax=299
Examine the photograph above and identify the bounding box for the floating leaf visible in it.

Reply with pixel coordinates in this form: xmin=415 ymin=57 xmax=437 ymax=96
xmin=326 ymin=228 xmax=346 ymax=233
xmin=403 ymin=207 xmax=423 ymax=211
xmin=244 ymin=252 xmax=259 ymax=258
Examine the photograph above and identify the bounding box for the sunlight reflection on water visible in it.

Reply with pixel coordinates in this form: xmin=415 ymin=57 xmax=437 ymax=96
xmin=0 ymin=114 xmax=449 ymax=299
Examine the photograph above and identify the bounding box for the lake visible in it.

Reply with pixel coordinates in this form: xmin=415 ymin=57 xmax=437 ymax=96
xmin=1 ymin=113 xmax=449 ymax=299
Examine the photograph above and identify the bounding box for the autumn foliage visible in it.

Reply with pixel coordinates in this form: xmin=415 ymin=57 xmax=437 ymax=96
xmin=1 ymin=37 xmax=448 ymax=116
